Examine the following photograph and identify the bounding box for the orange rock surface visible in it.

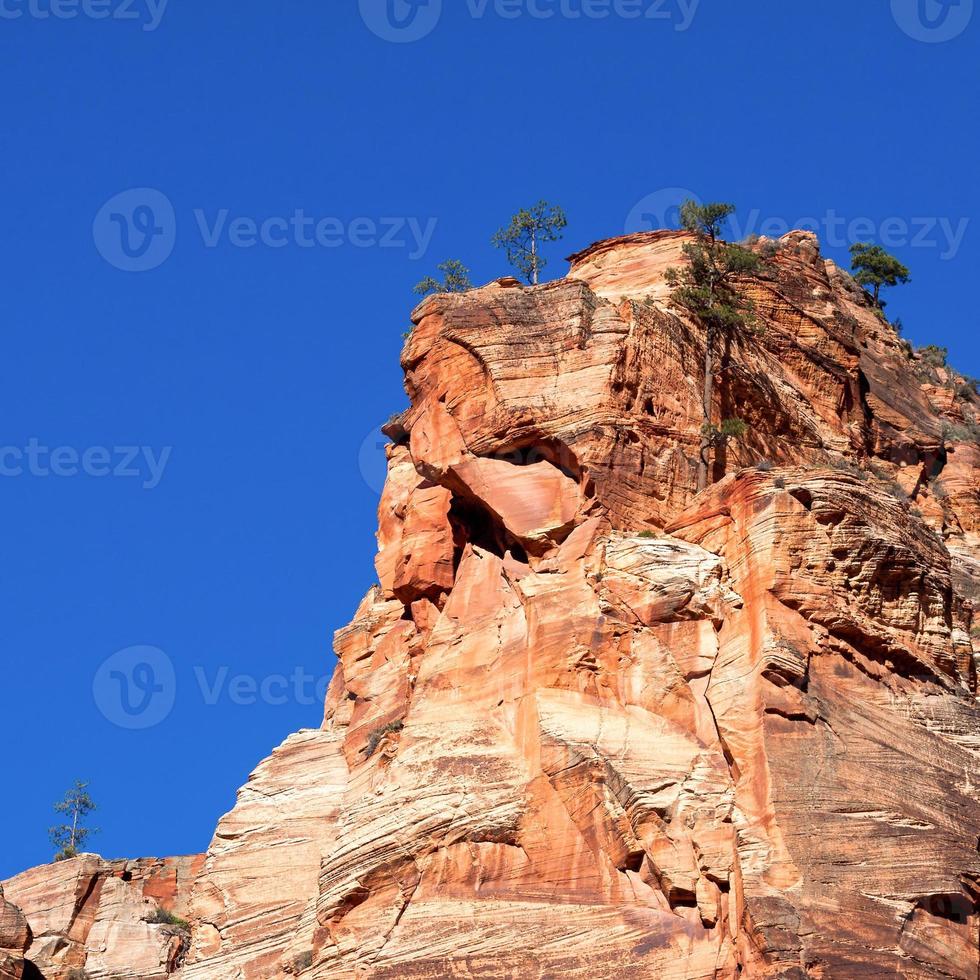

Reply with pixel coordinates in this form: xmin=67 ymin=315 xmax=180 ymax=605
xmin=5 ymin=229 xmax=979 ymax=978
xmin=0 ymin=884 xmax=30 ymax=980
xmin=3 ymin=855 xmax=201 ymax=979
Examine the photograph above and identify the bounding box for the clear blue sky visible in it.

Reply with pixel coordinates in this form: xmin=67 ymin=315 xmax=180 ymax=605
xmin=1 ymin=1 xmax=977 ymax=879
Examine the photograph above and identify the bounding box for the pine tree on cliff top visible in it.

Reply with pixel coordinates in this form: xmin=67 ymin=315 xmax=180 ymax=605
xmin=849 ymin=242 xmax=910 ymax=308
xmin=491 ymin=201 xmax=567 ymax=285
xmin=49 ymin=780 xmax=98 ymax=861
xmin=414 ymin=259 xmax=473 ymax=296
xmin=665 ymin=201 xmax=762 ymax=493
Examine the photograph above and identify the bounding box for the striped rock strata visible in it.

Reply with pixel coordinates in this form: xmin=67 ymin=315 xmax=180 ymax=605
xmin=2 ymin=855 xmax=201 ymax=979
xmin=6 ymin=229 xmax=979 ymax=978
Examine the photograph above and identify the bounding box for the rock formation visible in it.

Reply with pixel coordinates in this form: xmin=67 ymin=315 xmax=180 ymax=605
xmin=0 ymin=884 xmax=31 ymax=980
xmin=6 ymin=229 xmax=979 ymax=978
xmin=2 ymin=855 xmax=201 ymax=979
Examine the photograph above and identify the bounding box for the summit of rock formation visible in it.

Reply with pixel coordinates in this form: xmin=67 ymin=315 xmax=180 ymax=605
xmin=6 ymin=228 xmax=979 ymax=979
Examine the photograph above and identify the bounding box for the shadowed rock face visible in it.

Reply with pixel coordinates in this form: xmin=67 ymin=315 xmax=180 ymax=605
xmin=0 ymin=884 xmax=31 ymax=980
xmin=5 ymin=230 xmax=979 ymax=978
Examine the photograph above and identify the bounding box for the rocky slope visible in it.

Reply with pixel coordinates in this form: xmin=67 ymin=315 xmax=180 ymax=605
xmin=5 ymin=229 xmax=979 ymax=978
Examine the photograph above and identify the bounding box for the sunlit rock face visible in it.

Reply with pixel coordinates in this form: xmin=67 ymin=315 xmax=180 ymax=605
xmin=5 ymin=230 xmax=979 ymax=978
xmin=2 ymin=855 xmax=201 ymax=980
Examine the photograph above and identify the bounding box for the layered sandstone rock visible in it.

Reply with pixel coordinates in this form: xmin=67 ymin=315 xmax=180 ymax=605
xmin=3 ymin=855 xmax=201 ymax=979
xmin=0 ymin=884 xmax=30 ymax=980
xmin=180 ymin=729 xmax=349 ymax=979
xmin=668 ymin=470 xmax=980 ymax=976
xmin=6 ymin=228 xmax=979 ymax=978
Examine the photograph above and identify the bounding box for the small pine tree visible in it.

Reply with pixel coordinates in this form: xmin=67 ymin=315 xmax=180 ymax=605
xmin=849 ymin=243 xmax=910 ymax=308
xmin=665 ymin=201 xmax=763 ymax=491
xmin=49 ymin=781 xmax=98 ymax=861
xmin=413 ymin=259 xmax=473 ymax=296
xmin=491 ymin=201 xmax=567 ymax=285
xmin=918 ymin=344 xmax=949 ymax=368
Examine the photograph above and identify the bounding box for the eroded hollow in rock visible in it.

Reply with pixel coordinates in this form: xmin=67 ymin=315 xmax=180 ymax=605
xmin=449 ymin=494 xmax=529 ymax=567
xmin=484 ymin=437 xmax=584 ymax=485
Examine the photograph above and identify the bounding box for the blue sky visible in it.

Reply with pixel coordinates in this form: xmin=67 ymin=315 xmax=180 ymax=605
xmin=0 ymin=1 xmax=977 ymax=879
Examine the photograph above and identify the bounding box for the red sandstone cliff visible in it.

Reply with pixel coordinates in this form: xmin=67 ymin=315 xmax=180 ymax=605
xmin=5 ymin=230 xmax=979 ymax=978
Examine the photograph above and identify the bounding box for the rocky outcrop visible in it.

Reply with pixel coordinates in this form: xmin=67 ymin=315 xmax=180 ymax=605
xmin=3 ymin=855 xmax=201 ymax=979
xmin=0 ymin=884 xmax=30 ymax=980
xmin=5 ymin=228 xmax=979 ymax=977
